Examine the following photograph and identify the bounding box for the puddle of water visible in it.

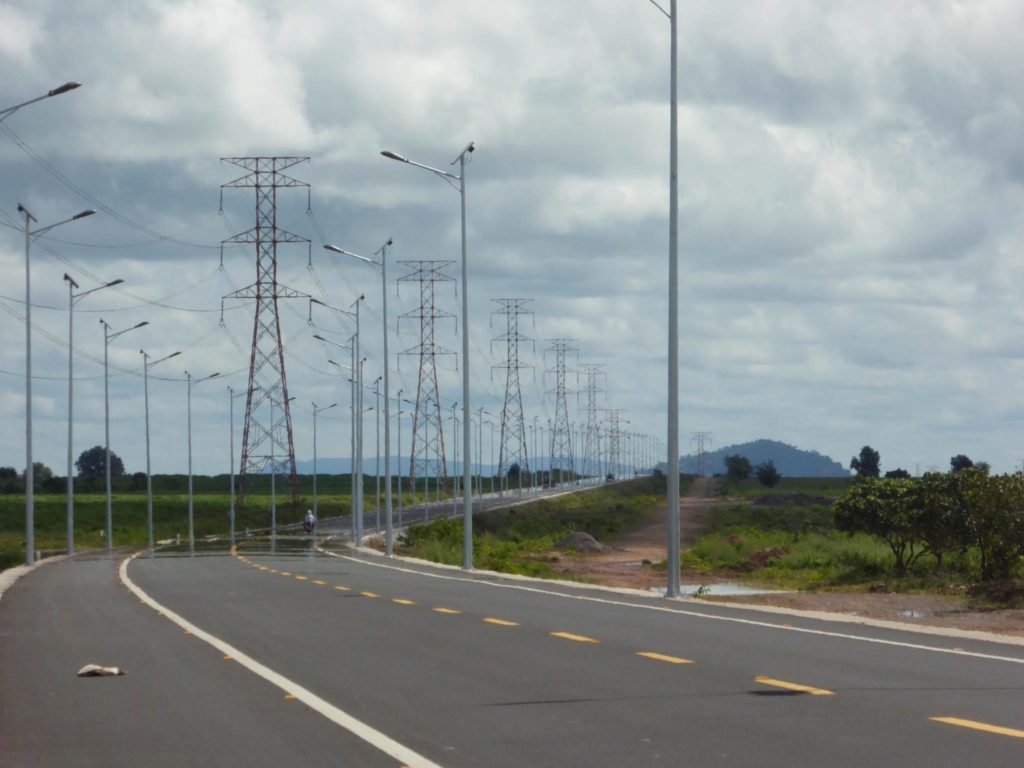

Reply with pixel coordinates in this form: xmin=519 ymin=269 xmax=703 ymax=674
xmin=651 ymin=583 xmax=794 ymax=597
xmin=899 ymin=610 xmax=932 ymax=619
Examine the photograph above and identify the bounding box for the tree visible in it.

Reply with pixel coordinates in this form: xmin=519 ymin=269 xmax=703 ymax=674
xmin=754 ymin=460 xmax=781 ymax=488
xmin=27 ymin=462 xmax=54 ymax=483
xmin=724 ymin=454 xmax=752 ymax=482
xmin=0 ymin=467 xmax=17 ymax=480
xmin=75 ymin=446 xmax=125 ymax=478
xmin=884 ymin=468 xmax=911 ymax=479
xmin=507 ymin=463 xmax=521 ymax=479
xmin=850 ymin=446 xmax=880 ymax=478
xmin=950 ymin=454 xmax=974 ymax=473
xmin=833 ymin=478 xmax=930 ymax=572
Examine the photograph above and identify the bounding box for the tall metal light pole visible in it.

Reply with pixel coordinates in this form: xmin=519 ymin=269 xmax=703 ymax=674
xmin=395 ymin=389 xmax=404 ymax=528
xmin=382 ymin=143 xmax=475 ymax=571
xmin=186 ymin=370 xmax=219 ymax=551
xmin=323 ymin=241 xmax=395 ymax=554
xmin=100 ymin=318 xmax=146 ymax=553
xmin=649 ymin=0 xmax=682 ymax=597
xmin=141 ymin=348 xmax=180 ymax=550
xmin=64 ymin=273 xmax=121 ymax=555
xmin=312 ymin=401 xmax=337 ymax=518
xmin=19 ymin=207 xmax=95 ymax=565
xmin=228 ymin=386 xmax=248 ymax=545
xmin=372 ymin=377 xmax=382 ymax=532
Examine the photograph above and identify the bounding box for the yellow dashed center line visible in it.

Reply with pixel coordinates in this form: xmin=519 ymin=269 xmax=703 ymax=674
xmin=280 ymin=572 xmax=291 ymax=577
xmin=284 ymin=694 xmax=297 ymax=701
xmin=433 ymin=607 xmax=461 ymax=615
xmin=259 ymin=566 xmax=269 ymax=571
xmin=755 ymin=676 xmax=833 ymax=696
xmin=223 ymin=655 xmax=234 ymax=661
xmin=294 ymin=576 xmax=308 ymax=581
xmin=637 ymin=651 xmax=693 ymax=665
xmin=333 ymin=585 xmax=351 ymax=592
xmin=392 ymin=598 xmax=416 ymax=606
xmin=551 ymin=631 xmax=600 ymax=644
xmin=361 ymin=591 xmax=379 ymax=598
xmin=313 ymin=579 xmax=327 ymax=586
xmin=484 ymin=617 xmax=519 ymax=627
xmin=931 ymin=717 xmax=1024 ymax=739
xmin=269 ymin=569 xmax=278 ymax=574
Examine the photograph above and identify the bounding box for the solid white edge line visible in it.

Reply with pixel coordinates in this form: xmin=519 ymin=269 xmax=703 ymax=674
xmin=119 ymin=552 xmax=444 ymax=768
xmin=316 ymin=547 xmax=1024 ymax=666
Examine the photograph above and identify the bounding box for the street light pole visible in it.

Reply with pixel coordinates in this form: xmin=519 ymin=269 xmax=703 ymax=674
xmin=100 ymin=317 xmax=146 ymax=553
xmin=228 ymin=386 xmax=247 ymax=545
xmin=141 ymin=348 xmax=180 ymax=550
xmin=1 ymin=82 xmax=81 ymax=122
xmin=64 ymin=273 xmax=121 ymax=555
xmin=186 ymin=370 xmax=219 ymax=551
xmin=312 ymin=401 xmax=337 ymax=519
xmin=20 ymin=206 xmax=95 ymax=565
xmin=373 ymin=377 xmax=382 ymax=533
xmin=382 ymin=142 xmax=475 ymax=570
xmin=323 ymin=240 xmax=395 ymax=554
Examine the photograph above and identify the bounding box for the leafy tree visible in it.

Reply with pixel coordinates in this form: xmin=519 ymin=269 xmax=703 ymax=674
xmin=724 ymin=454 xmax=752 ymax=482
xmin=833 ymin=478 xmax=930 ymax=571
xmin=754 ymin=460 xmax=781 ymax=488
xmin=507 ymin=463 xmax=520 ymax=479
xmin=950 ymin=454 xmax=974 ymax=473
xmin=130 ymin=471 xmax=147 ymax=491
xmin=0 ymin=467 xmax=17 ymax=480
xmin=850 ymin=445 xmax=880 ymax=478
xmin=884 ymin=468 xmax=911 ymax=479
xmin=75 ymin=445 xmax=125 ymax=478
xmin=27 ymin=462 xmax=54 ymax=482
xmin=955 ymin=469 xmax=1024 ymax=581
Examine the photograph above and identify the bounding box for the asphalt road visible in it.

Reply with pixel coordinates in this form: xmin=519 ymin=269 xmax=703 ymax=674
xmin=3 ymin=544 xmax=1024 ymax=767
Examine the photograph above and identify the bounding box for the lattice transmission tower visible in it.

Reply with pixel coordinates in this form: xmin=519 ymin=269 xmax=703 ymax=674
xmin=544 ymin=338 xmax=577 ymax=481
xmin=692 ymin=431 xmax=713 ymax=476
xmin=220 ymin=156 xmax=311 ymax=502
xmin=578 ymin=363 xmax=606 ymax=478
xmin=604 ymin=409 xmax=627 ymax=479
xmin=491 ymin=298 xmax=533 ymax=491
xmin=398 ymin=260 xmax=456 ymax=495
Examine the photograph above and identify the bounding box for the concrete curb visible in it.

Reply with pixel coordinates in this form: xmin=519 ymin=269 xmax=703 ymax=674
xmin=327 ymin=541 xmax=1024 ymax=648
xmin=0 ymin=554 xmax=71 ymax=605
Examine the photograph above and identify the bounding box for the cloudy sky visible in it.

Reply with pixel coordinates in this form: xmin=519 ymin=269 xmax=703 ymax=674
xmin=1 ymin=0 xmax=1023 ymax=479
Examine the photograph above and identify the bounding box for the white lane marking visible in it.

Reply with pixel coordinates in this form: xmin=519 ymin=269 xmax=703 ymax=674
xmin=317 ymin=549 xmax=1024 ymax=666
xmin=120 ymin=553 xmax=445 ymax=768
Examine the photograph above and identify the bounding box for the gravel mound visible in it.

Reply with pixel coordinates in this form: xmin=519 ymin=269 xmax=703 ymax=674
xmin=555 ymin=532 xmax=609 ymax=553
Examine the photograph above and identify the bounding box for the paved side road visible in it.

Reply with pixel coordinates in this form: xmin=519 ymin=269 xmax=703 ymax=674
xmin=0 ymin=553 xmax=396 ymax=768
xmin=4 ymin=548 xmax=1024 ymax=767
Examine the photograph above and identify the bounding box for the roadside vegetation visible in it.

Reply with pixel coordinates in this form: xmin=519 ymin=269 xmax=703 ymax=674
xmin=396 ymin=474 xmax=690 ymax=576
xmin=0 ymin=473 xmax=433 ymax=572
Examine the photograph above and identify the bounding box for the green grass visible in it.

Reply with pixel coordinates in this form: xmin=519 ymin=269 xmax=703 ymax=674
xmin=721 ymin=476 xmax=853 ymax=499
xmin=397 ymin=474 xmax=687 ymax=574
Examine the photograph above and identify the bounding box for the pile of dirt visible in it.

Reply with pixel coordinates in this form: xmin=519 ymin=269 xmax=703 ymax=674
xmin=752 ymin=493 xmax=832 ymax=507
xmin=555 ymin=532 xmax=609 ymax=553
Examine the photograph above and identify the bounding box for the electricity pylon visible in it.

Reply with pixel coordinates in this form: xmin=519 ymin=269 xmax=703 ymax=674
xmin=491 ymin=298 xmax=533 ymax=492
xmin=545 ymin=338 xmax=577 ymax=483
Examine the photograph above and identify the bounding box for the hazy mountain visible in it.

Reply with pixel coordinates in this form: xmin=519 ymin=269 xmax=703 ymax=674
xmin=679 ymin=439 xmax=849 ymax=478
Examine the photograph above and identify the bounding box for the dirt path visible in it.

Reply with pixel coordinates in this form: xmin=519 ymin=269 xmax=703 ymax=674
xmin=546 ymin=478 xmax=1024 ymax=637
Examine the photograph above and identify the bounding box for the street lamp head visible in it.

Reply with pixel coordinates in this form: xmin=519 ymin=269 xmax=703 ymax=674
xmin=63 ymin=273 xmax=79 ymax=289
xmin=48 ymin=82 xmax=82 ymax=97
xmin=133 ymin=321 xmax=148 ymax=330
xmin=323 ymin=244 xmax=346 ymax=255
xmin=385 ymin=237 xmax=393 ymax=246
xmin=381 ymin=150 xmax=408 ymax=163
xmin=106 ymin=279 xmax=124 ymax=288
xmin=72 ymin=209 xmax=96 ymax=220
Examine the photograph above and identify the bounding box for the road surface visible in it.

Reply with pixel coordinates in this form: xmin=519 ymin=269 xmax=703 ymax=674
xmin=2 ymin=544 xmax=1023 ymax=766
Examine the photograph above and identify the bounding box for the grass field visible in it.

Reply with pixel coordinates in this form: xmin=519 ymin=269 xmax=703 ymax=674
xmin=0 ymin=473 xmax=442 ymax=572
xmin=396 ymin=474 xmax=693 ymax=575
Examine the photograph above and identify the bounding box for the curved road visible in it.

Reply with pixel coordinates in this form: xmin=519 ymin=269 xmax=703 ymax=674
xmin=2 ymin=545 xmax=1024 ymax=766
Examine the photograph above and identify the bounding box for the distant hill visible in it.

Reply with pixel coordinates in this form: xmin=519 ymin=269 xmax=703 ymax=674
xmin=679 ymin=439 xmax=849 ymax=478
